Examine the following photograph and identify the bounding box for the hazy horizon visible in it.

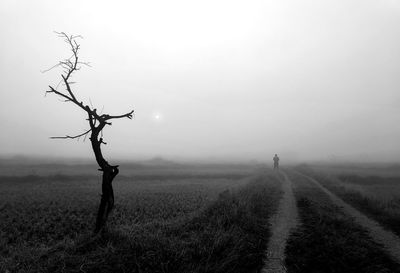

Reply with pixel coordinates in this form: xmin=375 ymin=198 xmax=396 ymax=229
xmin=2 ymin=153 xmax=400 ymax=167
xmin=1 ymin=0 xmax=400 ymax=164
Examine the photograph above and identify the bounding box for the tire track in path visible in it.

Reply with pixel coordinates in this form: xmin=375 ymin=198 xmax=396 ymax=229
xmin=296 ymin=171 xmax=400 ymax=264
xmin=261 ymin=171 xmax=298 ymax=273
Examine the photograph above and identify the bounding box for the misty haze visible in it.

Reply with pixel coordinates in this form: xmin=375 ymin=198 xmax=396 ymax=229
xmin=1 ymin=1 xmax=400 ymax=272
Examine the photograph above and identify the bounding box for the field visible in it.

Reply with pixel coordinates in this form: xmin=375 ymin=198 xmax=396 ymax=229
xmin=301 ymin=165 xmax=400 ymax=237
xmin=2 ymin=161 xmax=400 ymax=272
xmin=285 ymin=170 xmax=400 ymax=273
xmin=0 ymin=162 xmax=281 ymax=273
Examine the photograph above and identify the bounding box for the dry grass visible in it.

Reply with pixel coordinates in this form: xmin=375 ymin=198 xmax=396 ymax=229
xmin=285 ymin=171 xmax=400 ymax=273
xmin=0 ymin=165 xmax=281 ymax=273
xmin=312 ymin=172 xmax=400 ymax=237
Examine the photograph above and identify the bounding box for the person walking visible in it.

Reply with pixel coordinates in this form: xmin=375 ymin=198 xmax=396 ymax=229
xmin=273 ymin=154 xmax=280 ymax=170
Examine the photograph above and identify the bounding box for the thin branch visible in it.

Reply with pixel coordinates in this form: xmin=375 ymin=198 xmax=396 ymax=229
xmin=88 ymin=112 xmax=95 ymax=129
xmin=50 ymin=128 xmax=92 ymax=140
xmin=55 ymin=79 xmax=63 ymax=89
xmin=78 ymin=61 xmax=91 ymax=67
xmin=46 ymin=86 xmax=73 ymax=102
xmin=41 ymin=62 xmax=63 ymax=73
xmin=102 ymin=110 xmax=134 ymax=120
xmin=62 ymin=75 xmax=76 ymax=100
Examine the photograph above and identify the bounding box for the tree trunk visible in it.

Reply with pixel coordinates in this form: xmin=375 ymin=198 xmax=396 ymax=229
xmin=90 ymin=124 xmax=119 ymax=234
xmin=94 ymin=165 xmax=119 ymax=233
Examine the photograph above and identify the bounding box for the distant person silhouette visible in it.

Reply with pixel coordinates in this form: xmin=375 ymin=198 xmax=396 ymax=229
xmin=273 ymin=154 xmax=280 ymax=170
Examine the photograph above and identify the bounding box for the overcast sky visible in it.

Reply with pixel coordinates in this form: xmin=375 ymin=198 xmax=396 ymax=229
xmin=1 ymin=0 xmax=400 ymax=163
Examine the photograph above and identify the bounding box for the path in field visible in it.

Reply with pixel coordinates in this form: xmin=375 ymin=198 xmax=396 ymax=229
xmin=261 ymin=171 xmax=298 ymax=273
xmin=296 ymin=171 xmax=400 ymax=264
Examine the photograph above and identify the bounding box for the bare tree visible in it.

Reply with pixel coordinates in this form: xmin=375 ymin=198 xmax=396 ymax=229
xmin=45 ymin=32 xmax=134 ymax=233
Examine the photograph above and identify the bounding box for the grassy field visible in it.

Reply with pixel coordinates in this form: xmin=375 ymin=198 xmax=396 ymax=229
xmin=3 ymin=161 xmax=400 ymax=272
xmin=300 ymin=165 xmax=400 ymax=237
xmin=0 ymin=163 xmax=281 ymax=273
xmin=285 ymin=170 xmax=400 ymax=273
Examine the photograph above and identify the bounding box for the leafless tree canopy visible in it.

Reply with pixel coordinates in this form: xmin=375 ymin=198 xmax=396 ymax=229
xmin=45 ymin=32 xmax=134 ymax=233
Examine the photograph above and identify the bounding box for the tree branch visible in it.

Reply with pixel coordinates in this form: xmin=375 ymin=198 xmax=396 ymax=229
xmin=47 ymin=86 xmax=90 ymax=114
xmin=50 ymin=128 xmax=92 ymax=140
xmin=102 ymin=110 xmax=134 ymax=120
xmin=62 ymin=75 xmax=76 ymax=101
xmin=46 ymin=86 xmax=73 ymax=102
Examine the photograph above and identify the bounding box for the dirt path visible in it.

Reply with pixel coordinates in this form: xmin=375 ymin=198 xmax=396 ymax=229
xmin=261 ymin=171 xmax=298 ymax=273
xmin=296 ymin=171 xmax=400 ymax=264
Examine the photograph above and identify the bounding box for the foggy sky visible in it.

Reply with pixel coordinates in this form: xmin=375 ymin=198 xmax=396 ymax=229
xmin=1 ymin=0 xmax=400 ymax=163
